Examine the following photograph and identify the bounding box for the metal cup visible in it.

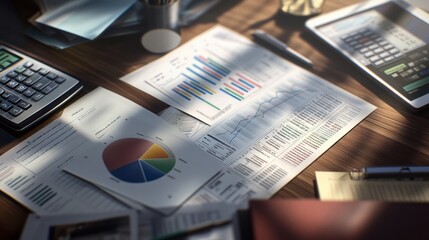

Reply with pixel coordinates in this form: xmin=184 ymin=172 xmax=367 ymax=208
xmin=141 ymin=0 xmax=181 ymax=53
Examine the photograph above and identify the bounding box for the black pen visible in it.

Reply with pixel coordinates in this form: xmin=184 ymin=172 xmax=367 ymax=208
xmin=360 ymin=166 xmax=429 ymax=179
xmin=252 ymin=29 xmax=313 ymax=68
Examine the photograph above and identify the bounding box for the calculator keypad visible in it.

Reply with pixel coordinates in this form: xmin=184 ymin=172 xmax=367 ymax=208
xmin=0 ymin=46 xmax=82 ymax=131
xmin=341 ymin=28 xmax=403 ymax=67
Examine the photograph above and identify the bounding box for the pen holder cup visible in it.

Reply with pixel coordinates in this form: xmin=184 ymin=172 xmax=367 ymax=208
xmin=141 ymin=0 xmax=181 ymax=54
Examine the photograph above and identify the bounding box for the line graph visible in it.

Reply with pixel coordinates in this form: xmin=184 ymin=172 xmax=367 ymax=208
xmin=211 ymin=84 xmax=315 ymax=149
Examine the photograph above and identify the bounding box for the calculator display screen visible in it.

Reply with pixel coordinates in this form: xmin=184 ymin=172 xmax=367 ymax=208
xmin=0 ymin=49 xmax=22 ymax=70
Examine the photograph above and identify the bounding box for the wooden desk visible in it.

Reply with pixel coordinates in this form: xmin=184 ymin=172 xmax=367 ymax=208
xmin=1 ymin=0 xmax=428 ymax=238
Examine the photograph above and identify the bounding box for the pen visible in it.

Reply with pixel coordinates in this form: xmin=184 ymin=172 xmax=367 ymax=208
xmin=252 ymin=29 xmax=313 ymax=68
xmin=356 ymin=166 xmax=429 ymax=179
xmin=154 ymin=219 xmax=231 ymax=240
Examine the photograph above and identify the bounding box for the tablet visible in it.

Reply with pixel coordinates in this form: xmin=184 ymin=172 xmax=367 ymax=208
xmin=306 ymin=0 xmax=429 ymax=110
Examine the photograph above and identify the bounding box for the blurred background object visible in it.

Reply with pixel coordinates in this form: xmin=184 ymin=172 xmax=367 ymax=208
xmin=280 ymin=0 xmax=324 ymax=16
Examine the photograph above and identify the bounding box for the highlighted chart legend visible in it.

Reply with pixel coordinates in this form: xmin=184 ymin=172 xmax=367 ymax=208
xmin=102 ymin=138 xmax=175 ymax=183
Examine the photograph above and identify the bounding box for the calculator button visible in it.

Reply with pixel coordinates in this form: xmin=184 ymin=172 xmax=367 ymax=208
xmin=384 ymin=56 xmax=394 ymax=62
xmin=0 ymin=101 xmax=13 ymax=111
xmin=368 ymin=44 xmax=378 ymax=50
xmin=23 ymin=69 xmax=35 ymax=77
xmin=55 ymin=76 xmax=66 ymax=84
xmin=7 ymin=71 xmax=18 ymax=78
xmin=38 ymin=68 xmax=49 ymax=75
xmin=32 ymin=77 xmax=51 ymax=91
xmin=2 ymin=91 xmax=11 ymax=99
xmin=0 ymin=88 xmax=4 ymax=95
xmin=17 ymin=100 xmax=31 ymax=109
xmin=383 ymin=44 xmax=394 ymax=50
xmin=369 ymin=55 xmax=380 ymax=62
xmin=24 ymin=73 xmax=42 ymax=86
xmin=374 ymin=48 xmax=384 ymax=54
xmin=374 ymin=60 xmax=384 ymax=66
xmin=46 ymin=72 xmax=57 ymax=80
xmin=0 ymin=102 xmax=13 ymax=111
xmin=24 ymin=61 xmax=33 ymax=68
xmin=379 ymin=52 xmax=390 ymax=58
xmin=389 ymin=48 xmax=399 ymax=55
xmin=353 ymin=44 xmax=364 ymax=50
xmin=375 ymin=37 xmax=384 ymax=42
xmin=364 ymin=51 xmax=375 ymax=58
xmin=394 ymin=53 xmax=403 ymax=58
xmin=9 ymin=106 xmax=23 ymax=116
xmin=8 ymin=95 xmax=20 ymax=104
xmin=0 ymin=76 xmax=11 ymax=84
xmin=23 ymin=88 xmax=36 ymax=98
xmin=30 ymin=64 xmax=41 ymax=72
xmin=6 ymin=80 xmax=19 ymax=89
xmin=359 ymin=47 xmax=369 ymax=53
xmin=41 ymin=82 xmax=58 ymax=94
xmin=14 ymin=66 xmax=26 ymax=73
xmin=32 ymin=92 xmax=44 ymax=101
xmin=378 ymin=40 xmax=389 ymax=46
xmin=15 ymin=84 xmax=27 ymax=93
xmin=15 ymin=74 xmax=27 ymax=82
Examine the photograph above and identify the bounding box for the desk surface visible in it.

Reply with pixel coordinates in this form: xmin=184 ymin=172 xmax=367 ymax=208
xmin=1 ymin=0 xmax=428 ymax=238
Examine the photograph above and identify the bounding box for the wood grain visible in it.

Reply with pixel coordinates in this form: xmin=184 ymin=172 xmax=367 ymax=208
xmin=0 ymin=0 xmax=428 ymax=238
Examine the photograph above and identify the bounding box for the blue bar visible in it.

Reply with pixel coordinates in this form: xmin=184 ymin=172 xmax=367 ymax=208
xmin=239 ymin=78 xmax=255 ymax=88
xmin=184 ymin=81 xmax=206 ymax=95
xmin=231 ymin=82 xmax=248 ymax=92
xmin=179 ymin=85 xmax=221 ymax=110
xmin=194 ymin=57 xmax=228 ymax=77
xmin=188 ymin=82 xmax=211 ymax=95
xmin=220 ymin=88 xmax=242 ymax=101
xmin=193 ymin=64 xmax=221 ymax=81
xmin=182 ymin=74 xmax=213 ymax=95
xmin=182 ymin=73 xmax=199 ymax=83
xmin=187 ymin=67 xmax=216 ymax=85
xmin=173 ymin=88 xmax=191 ymax=101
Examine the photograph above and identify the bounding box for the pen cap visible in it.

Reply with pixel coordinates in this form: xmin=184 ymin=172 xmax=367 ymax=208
xmin=141 ymin=0 xmax=181 ymax=54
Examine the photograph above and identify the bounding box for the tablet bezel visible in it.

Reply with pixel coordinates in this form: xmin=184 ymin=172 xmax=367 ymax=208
xmin=306 ymin=0 xmax=429 ymax=110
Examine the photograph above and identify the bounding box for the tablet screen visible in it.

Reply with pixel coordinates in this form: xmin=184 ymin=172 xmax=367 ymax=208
xmin=315 ymin=1 xmax=429 ymax=101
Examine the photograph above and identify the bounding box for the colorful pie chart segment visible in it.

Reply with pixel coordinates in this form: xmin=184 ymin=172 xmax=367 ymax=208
xmin=102 ymin=138 xmax=175 ymax=183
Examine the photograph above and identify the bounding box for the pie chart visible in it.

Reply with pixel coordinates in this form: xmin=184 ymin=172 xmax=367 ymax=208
xmin=102 ymin=138 xmax=175 ymax=183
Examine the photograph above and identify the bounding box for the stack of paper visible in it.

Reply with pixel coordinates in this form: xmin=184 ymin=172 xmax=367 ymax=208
xmin=27 ymin=0 xmax=224 ymax=49
xmin=27 ymin=0 xmax=142 ymax=49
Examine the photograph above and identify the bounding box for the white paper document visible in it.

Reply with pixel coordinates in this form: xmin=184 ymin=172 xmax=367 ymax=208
xmin=160 ymin=73 xmax=376 ymax=200
xmin=316 ymin=171 xmax=429 ymax=201
xmin=64 ymin=89 xmax=224 ymax=213
xmin=138 ymin=202 xmax=234 ymax=239
xmin=20 ymin=210 xmax=138 ymax=240
xmin=35 ymin=0 xmax=136 ymax=39
xmin=122 ymin=24 xmax=376 ymax=210
xmin=121 ymin=25 xmax=298 ymax=125
xmin=0 ymin=87 xmax=223 ymax=215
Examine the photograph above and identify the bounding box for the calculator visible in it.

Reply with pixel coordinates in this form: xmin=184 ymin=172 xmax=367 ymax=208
xmin=306 ymin=0 xmax=429 ymax=110
xmin=0 ymin=44 xmax=82 ymax=131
